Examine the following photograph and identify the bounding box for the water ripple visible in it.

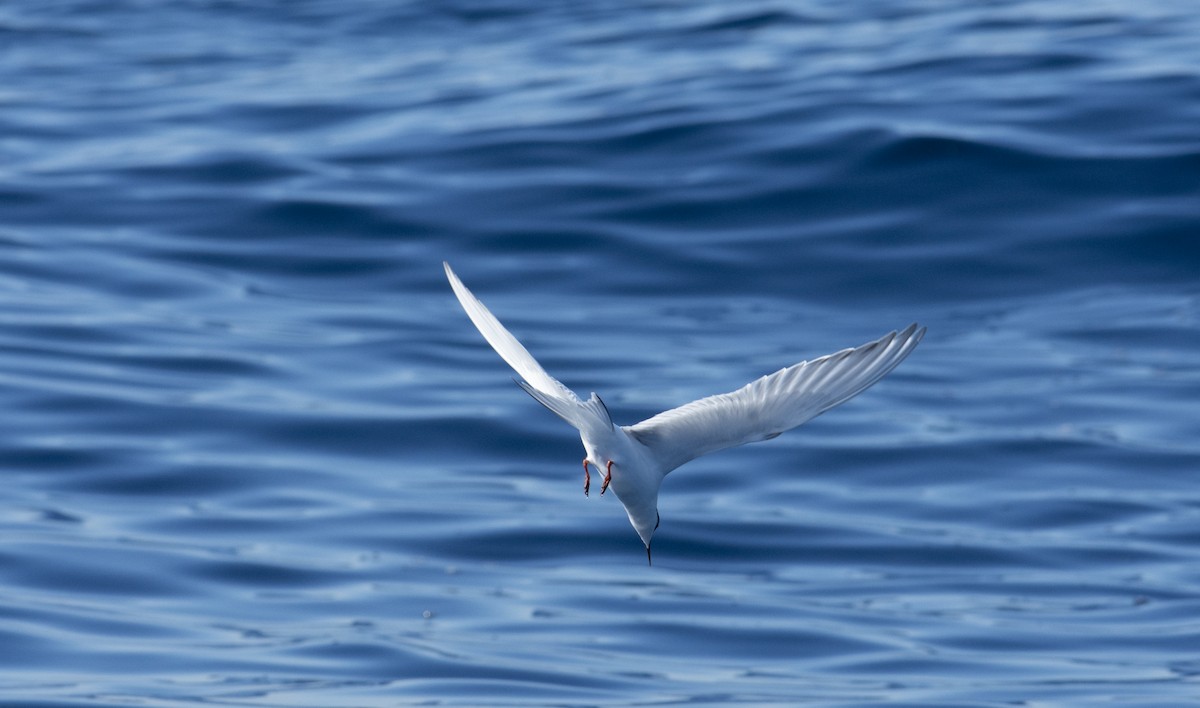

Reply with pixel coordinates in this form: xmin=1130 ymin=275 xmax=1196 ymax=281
xmin=2 ymin=0 xmax=1199 ymax=705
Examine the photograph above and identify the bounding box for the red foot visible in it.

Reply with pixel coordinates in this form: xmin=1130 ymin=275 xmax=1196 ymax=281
xmin=601 ymin=460 xmax=613 ymax=495
xmin=582 ymin=458 xmax=591 ymax=497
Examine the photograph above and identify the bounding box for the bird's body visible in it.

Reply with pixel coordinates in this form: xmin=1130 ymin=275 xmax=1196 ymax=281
xmin=444 ymin=262 xmax=925 ymax=563
xmin=583 ymin=425 xmax=661 ymax=554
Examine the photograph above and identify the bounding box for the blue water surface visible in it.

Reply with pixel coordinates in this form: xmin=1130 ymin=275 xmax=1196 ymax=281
xmin=2 ymin=1 xmax=1200 ymax=705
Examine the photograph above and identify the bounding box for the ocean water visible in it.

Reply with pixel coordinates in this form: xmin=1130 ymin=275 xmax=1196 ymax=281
xmin=2 ymin=0 xmax=1200 ymax=705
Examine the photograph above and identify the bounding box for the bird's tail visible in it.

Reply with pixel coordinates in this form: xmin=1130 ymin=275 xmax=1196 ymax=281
xmin=516 ymin=381 xmax=613 ymax=438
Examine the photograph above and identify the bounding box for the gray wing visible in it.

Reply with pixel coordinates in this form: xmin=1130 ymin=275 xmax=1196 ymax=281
xmin=627 ymin=324 xmax=925 ymax=474
xmin=444 ymin=262 xmax=612 ymax=437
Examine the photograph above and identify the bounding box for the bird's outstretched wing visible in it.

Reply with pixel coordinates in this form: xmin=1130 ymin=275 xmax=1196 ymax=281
xmin=627 ymin=324 xmax=925 ymax=474
xmin=444 ymin=262 xmax=612 ymax=437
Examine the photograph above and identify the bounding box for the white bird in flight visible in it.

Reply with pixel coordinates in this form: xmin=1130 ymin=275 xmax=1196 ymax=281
xmin=445 ymin=262 xmax=925 ymax=564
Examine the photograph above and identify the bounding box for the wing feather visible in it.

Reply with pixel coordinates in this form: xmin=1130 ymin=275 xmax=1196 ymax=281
xmin=444 ymin=262 xmax=612 ymax=436
xmin=627 ymin=324 xmax=925 ymax=474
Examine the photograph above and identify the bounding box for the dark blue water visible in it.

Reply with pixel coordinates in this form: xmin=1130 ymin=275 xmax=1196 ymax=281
xmin=3 ymin=1 xmax=1200 ymax=705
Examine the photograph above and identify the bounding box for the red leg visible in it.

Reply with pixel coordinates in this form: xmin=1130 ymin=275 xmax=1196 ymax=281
xmin=582 ymin=458 xmax=591 ymax=497
xmin=601 ymin=460 xmax=613 ymax=495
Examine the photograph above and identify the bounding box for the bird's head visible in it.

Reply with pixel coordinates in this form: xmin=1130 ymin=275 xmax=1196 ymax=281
xmin=630 ymin=509 xmax=661 ymax=566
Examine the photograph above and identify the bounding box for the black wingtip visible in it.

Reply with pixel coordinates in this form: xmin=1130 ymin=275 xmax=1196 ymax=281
xmin=646 ymin=544 xmax=652 ymax=566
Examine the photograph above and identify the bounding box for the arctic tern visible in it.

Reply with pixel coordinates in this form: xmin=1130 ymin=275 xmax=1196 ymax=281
xmin=444 ymin=262 xmax=924 ymax=564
